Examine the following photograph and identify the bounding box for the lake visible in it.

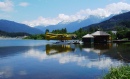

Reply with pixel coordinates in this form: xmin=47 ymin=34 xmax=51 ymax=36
xmin=0 ymin=39 xmax=130 ymax=79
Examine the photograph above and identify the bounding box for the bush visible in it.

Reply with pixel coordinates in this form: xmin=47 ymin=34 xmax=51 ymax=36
xmin=104 ymin=65 xmax=130 ymax=79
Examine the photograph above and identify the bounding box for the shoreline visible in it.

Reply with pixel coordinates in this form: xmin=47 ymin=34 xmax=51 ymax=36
xmin=0 ymin=37 xmax=22 ymax=40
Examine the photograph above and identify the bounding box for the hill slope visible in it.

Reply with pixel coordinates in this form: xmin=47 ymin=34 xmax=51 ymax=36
xmin=83 ymin=11 xmax=130 ymax=30
xmin=0 ymin=20 xmax=43 ymax=34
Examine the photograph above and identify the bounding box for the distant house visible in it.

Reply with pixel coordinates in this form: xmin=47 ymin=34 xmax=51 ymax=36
xmin=82 ymin=34 xmax=94 ymax=43
xmin=82 ymin=31 xmax=110 ymax=43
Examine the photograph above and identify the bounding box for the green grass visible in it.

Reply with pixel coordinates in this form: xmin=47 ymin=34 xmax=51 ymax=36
xmin=103 ymin=65 xmax=130 ymax=79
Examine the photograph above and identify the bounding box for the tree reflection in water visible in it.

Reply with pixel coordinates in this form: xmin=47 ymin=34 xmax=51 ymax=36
xmin=104 ymin=43 xmax=130 ymax=63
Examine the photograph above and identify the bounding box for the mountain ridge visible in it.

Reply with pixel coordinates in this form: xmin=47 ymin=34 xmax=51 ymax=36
xmin=0 ymin=19 xmax=43 ymax=34
xmin=82 ymin=11 xmax=130 ymax=31
xmin=35 ymin=15 xmax=109 ymax=32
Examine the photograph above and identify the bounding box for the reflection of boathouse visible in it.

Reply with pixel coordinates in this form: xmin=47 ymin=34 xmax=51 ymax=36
xmin=82 ymin=31 xmax=110 ymax=43
xmin=82 ymin=43 xmax=112 ymax=60
xmin=82 ymin=43 xmax=112 ymax=54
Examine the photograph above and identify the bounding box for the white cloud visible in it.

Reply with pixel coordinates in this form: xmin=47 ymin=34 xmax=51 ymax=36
xmin=0 ymin=66 xmax=27 ymax=78
xmin=24 ymin=16 xmax=61 ymax=26
xmin=19 ymin=70 xmax=27 ymax=75
xmin=0 ymin=66 xmax=13 ymax=78
xmin=19 ymin=2 xmax=29 ymax=7
xmin=24 ymin=49 xmax=123 ymax=69
xmin=0 ymin=0 xmax=14 ymax=12
xmin=80 ymin=58 xmax=122 ymax=69
xmin=23 ymin=2 xmax=130 ymax=27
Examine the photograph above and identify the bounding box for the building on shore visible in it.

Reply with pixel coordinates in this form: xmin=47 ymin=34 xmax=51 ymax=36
xmin=82 ymin=31 xmax=110 ymax=43
xmin=82 ymin=34 xmax=94 ymax=43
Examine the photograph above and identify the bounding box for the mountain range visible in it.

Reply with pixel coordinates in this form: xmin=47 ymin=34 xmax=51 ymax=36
xmin=35 ymin=15 xmax=110 ymax=32
xmin=83 ymin=11 xmax=130 ymax=31
xmin=0 ymin=11 xmax=130 ymax=35
xmin=0 ymin=20 xmax=43 ymax=34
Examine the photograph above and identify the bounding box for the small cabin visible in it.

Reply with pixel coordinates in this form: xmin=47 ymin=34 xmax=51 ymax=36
xmin=82 ymin=34 xmax=94 ymax=43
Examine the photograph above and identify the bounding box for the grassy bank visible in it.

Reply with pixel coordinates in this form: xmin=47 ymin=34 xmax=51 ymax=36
xmin=103 ymin=65 xmax=130 ymax=79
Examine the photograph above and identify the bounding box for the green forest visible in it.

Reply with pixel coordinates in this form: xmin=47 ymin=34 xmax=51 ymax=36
xmin=0 ymin=30 xmax=30 ymax=38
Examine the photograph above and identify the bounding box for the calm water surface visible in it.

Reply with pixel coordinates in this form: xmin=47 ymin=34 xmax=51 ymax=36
xmin=0 ymin=39 xmax=130 ymax=79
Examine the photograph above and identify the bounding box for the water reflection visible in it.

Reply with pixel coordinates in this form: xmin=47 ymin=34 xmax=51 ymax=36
xmin=45 ymin=43 xmax=112 ymax=55
xmin=46 ymin=44 xmax=75 ymax=55
xmin=0 ymin=66 xmax=13 ymax=78
xmin=25 ymin=43 xmax=123 ymax=69
xmin=82 ymin=43 xmax=112 ymax=53
xmin=74 ymin=43 xmax=122 ymax=69
xmin=1 ymin=41 xmax=130 ymax=79
xmin=0 ymin=46 xmax=34 ymax=58
xmin=104 ymin=43 xmax=130 ymax=63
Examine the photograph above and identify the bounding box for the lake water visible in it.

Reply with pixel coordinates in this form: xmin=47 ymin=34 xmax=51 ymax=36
xmin=0 ymin=39 xmax=130 ymax=79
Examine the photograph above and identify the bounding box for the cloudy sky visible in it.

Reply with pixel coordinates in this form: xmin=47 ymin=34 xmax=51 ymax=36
xmin=0 ymin=0 xmax=130 ymax=27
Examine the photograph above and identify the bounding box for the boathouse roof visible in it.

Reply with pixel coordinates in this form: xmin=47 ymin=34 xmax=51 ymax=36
xmin=82 ymin=34 xmax=94 ymax=38
xmin=91 ymin=31 xmax=110 ymax=36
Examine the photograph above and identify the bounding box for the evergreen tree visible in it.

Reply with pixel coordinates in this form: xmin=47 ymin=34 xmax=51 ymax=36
xmin=45 ymin=29 xmax=49 ymax=34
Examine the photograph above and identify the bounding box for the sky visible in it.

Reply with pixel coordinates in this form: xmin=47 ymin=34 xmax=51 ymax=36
xmin=0 ymin=0 xmax=130 ymax=27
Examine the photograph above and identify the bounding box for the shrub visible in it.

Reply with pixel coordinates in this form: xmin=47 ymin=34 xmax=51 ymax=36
xmin=104 ymin=65 xmax=130 ymax=79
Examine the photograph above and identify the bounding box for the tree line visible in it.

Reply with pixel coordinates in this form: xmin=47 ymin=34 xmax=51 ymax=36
xmin=24 ymin=28 xmax=67 ymax=40
xmin=0 ymin=30 xmax=30 ymax=37
xmin=45 ymin=28 xmax=67 ymax=34
xmin=24 ymin=26 xmax=130 ymax=40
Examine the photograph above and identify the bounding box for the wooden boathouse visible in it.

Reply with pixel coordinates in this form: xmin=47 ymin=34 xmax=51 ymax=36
xmin=82 ymin=34 xmax=94 ymax=43
xmin=82 ymin=31 xmax=110 ymax=43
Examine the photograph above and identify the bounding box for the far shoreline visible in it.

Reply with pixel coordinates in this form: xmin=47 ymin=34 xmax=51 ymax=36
xmin=0 ymin=37 xmax=23 ymax=40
